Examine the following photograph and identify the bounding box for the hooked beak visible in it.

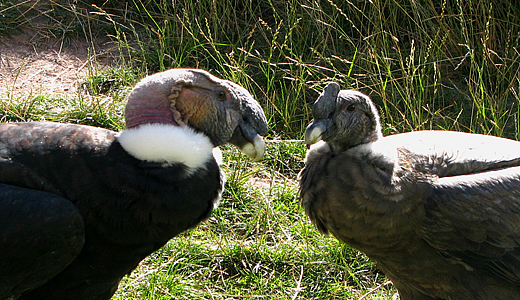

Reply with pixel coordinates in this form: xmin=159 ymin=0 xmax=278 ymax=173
xmin=222 ymin=80 xmax=268 ymax=161
xmin=229 ymin=119 xmax=266 ymax=161
xmin=304 ymin=82 xmax=339 ymax=147
xmin=304 ymin=119 xmax=332 ymax=146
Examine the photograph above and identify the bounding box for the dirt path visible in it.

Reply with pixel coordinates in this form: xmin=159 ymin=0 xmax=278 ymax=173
xmin=0 ymin=3 xmax=114 ymax=99
xmin=0 ymin=33 xmax=89 ymax=97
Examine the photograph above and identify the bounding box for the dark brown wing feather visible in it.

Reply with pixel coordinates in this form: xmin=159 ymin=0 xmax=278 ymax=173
xmin=424 ymin=166 xmax=520 ymax=285
xmin=0 ymin=184 xmax=84 ymax=298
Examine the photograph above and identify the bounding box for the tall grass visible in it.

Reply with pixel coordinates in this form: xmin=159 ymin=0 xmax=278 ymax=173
xmin=67 ymin=0 xmax=518 ymax=139
xmin=1 ymin=0 xmax=520 ymax=298
xmin=5 ymin=0 xmax=519 ymax=137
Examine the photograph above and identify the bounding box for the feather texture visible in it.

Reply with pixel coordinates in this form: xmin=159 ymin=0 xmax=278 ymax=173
xmin=117 ymin=123 xmax=214 ymax=172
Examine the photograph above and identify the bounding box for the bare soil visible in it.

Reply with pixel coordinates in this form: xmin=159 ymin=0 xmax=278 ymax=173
xmin=1 ymin=35 xmax=84 ymax=96
xmin=0 ymin=11 xmax=114 ymax=98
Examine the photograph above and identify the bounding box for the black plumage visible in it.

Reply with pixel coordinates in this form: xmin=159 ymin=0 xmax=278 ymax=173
xmin=299 ymin=82 xmax=520 ymax=299
xmin=0 ymin=69 xmax=267 ymax=300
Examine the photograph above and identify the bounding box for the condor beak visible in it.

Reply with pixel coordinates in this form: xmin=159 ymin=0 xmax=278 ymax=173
xmin=224 ymin=80 xmax=268 ymax=161
xmin=229 ymin=119 xmax=266 ymax=161
xmin=304 ymin=82 xmax=339 ymax=146
xmin=304 ymin=119 xmax=332 ymax=146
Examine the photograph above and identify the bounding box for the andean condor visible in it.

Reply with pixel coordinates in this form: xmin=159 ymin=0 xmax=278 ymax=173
xmin=0 ymin=68 xmax=268 ymax=300
xmin=299 ymin=82 xmax=520 ymax=300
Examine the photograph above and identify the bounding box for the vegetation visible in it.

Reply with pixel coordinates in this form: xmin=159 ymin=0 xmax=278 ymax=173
xmin=1 ymin=0 xmax=520 ymax=298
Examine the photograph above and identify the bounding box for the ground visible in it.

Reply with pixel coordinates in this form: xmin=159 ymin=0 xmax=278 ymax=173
xmin=0 ymin=33 xmax=88 ymax=97
xmin=0 ymin=7 xmax=113 ymax=99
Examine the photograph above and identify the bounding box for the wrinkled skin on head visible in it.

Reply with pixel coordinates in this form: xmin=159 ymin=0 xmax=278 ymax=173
xmin=125 ymin=68 xmax=268 ymax=161
xmin=304 ymin=82 xmax=382 ymax=152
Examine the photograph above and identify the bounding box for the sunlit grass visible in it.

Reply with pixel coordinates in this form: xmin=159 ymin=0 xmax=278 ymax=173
xmin=111 ymin=143 xmax=395 ymax=300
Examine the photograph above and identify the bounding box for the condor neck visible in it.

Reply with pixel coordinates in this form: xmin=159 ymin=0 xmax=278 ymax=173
xmin=117 ymin=123 xmax=215 ymax=173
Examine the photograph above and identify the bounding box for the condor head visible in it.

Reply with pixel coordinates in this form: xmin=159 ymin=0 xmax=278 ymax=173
xmin=119 ymin=69 xmax=268 ymax=170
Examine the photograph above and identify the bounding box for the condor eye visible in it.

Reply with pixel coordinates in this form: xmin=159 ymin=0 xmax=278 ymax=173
xmin=216 ymin=90 xmax=226 ymax=100
xmin=344 ymin=104 xmax=355 ymax=112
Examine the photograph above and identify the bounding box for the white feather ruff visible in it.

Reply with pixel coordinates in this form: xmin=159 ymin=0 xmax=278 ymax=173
xmin=117 ymin=124 xmax=214 ymax=172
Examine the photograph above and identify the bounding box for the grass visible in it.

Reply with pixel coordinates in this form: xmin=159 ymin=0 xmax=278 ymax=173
xmin=111 ymin=143 xmax=394 ymax=299
xmin=2 ymin=0 xmax=520 ymax=299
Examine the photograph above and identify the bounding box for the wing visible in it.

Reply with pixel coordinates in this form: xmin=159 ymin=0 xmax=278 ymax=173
xmin=0 ymin=122 xmax=116 ymax=192
xmin=0 ymin=183 xmax=84 ymax=298
xmin=422 ymin=166 xmax=520 ymax=285
xmin=381 ymin=131 xmax=520 ymax=177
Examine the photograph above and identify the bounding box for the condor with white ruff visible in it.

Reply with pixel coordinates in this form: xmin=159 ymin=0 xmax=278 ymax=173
xmin=0 ymin=69 xmax=268 ymax=300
